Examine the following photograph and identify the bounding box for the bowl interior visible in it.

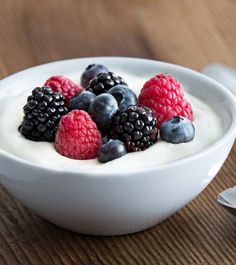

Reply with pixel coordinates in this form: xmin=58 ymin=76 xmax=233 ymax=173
xmin=0 ymin=57 xmax=235 ymax=173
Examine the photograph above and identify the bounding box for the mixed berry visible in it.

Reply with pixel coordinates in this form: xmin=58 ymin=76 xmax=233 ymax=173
xmin=88 ymin=93 xmax=118 ymax=133
xmin=98 ymin=139 xmax=127 ymax=163
xmin=55 ymin=110 xmax=102 ymax=160
xmin=19 ymin=86 xmax=68 ymax=142
xmin=80 ymin=64 xmax=109 ymax=88
xmin=19 ymin=64 xmax=195 ymax=163
xmin=109 ymin=105 xmax=158 ymax=152
xmin=160 ymin=116 xmax=195 ymax=144
xmin=44 ymin=75 xmax=83 ymax=105
xmin=68 ymin=91 xmax=96 ymax=112
xmin=138 ymin=74 xmax=193 ymax=126
xmin=87 ymin=72 xmax=127 ymax=95
xmin=108 ymin=85 xmax=137 ymax=111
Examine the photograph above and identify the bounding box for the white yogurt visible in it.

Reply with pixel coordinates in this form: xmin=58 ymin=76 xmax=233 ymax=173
xmin=0 ymin=73 xmax=223 ymax=173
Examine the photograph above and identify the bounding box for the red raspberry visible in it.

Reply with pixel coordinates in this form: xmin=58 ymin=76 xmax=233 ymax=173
xmin=55 ymin=110 xmax=102 ymax=160
xmin=44 ymin=75 xmax=83 ymax=104
xmin=138 ymin=74 xmax=193 ymax=126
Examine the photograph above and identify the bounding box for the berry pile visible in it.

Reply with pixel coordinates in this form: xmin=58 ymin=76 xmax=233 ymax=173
xmin=19 ymin=64 xmax=195 ymax=163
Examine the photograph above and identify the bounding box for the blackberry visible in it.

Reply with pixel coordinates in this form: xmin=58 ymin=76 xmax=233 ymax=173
xmin=86 ymin=72 xmax=127 ymax=95
xmin=110 ymin=105 xmax=158 ymax=152
xmin=19 ymin=86 xmax=68 ymax=142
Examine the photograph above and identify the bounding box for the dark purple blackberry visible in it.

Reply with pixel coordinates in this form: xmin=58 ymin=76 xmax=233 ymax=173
xmin=86 ymin=72 xmax=127 ymax=95
xmin=110 ymin=105 xmax=158 ymax=152
xmin=19 ymin=86 xmax=68 ymax=142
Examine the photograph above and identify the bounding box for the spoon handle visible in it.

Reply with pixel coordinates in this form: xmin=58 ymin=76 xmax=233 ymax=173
xmin=202 ymin=63 xmax=236 ymax=97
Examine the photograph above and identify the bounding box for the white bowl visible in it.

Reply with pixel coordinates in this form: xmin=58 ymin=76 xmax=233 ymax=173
xmin=0 ymin=57 xmax=236 ymax=236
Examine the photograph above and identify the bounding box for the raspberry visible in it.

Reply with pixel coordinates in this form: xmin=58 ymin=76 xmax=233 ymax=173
xmin=44 ymin=75 xmax=83 ymax=104
xmin=138 ymin=74 xmax=193 ymax=126
xmin=55 ymin=110 xmax=102 ymax=160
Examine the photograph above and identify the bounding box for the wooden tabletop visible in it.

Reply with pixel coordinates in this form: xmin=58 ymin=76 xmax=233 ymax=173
xmin=1 ymin=0 xmax=236 ymax=264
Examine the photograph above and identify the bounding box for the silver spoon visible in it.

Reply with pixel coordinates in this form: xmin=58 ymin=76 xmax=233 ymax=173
xmin=202 ymin=63 xmax=236 ymax=97
xmin=217 ymin=186 xmax=236 ymax=215
xmin=202 ymin=63 xmax=236 ymax=214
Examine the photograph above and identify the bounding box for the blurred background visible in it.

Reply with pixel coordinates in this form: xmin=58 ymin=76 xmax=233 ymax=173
xmin=1 ymin=0 xmax=236 ymax=78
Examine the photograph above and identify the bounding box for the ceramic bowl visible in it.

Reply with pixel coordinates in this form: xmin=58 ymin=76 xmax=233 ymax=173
xmin=0 ymin=57 xmax=236 ymax=235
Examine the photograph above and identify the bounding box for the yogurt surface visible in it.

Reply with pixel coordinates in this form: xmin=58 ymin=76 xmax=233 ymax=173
xmin=0 ymin=72 xmax=223 ymax=173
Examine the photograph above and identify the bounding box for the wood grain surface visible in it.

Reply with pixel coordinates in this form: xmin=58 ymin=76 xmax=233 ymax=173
xmin=1 ymin=0 xmax=236 ymax=264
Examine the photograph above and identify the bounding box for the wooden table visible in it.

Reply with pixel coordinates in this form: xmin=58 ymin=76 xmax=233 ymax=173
xmin=1 ymin=0 xmax=236 ymax=264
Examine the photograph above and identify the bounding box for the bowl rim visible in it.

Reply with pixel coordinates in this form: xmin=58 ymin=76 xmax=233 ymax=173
xmin=0 ymin=56 xmax=236 ymax=177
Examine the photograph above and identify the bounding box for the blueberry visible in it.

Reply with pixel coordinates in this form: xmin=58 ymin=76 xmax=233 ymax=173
xmin=88 ymin=93 xmax=118 ymax=132
xmin=68 ymin=91 xmax=96 ymax=112
xmin=81 ymin=64 xmax=109 ymax=88
xmin=107 ymin=85 xmax=137 ymax=111
xmin=98 ymin=139 xmax=127 ymax=163
xmin=160 ymin=116 xmax=195 ymax=144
